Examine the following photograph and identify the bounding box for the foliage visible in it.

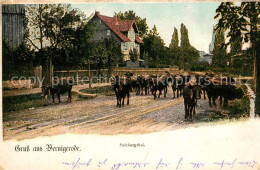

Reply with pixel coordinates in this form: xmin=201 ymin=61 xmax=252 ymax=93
xmin=3 ymin=93 xmax=45 ymax=114
xmin=180 ymin=23 xmax=190 ymax=48
xmin=212 ymin=28 xmax=228 ymax=67
xmin=80 ymin=86 xmax=114 ymax=96
xmin=169 ymin=27 xmax=179 ymax=50
xmin=25 ymin=4 xmax=91 ymax=73
xmin=179 ymin=23 xmax=199 ymax=70
xmin=142 ymin=25 xmax=167 ymax=68
xmin=129 ymin=48 xmax=139 ymax=63
xmin=215 ymin=2 xmax=260 ymax=115
xmin=91 ymin=38 xmax=123 ymax=77
xmin=115 ymin=10 xmax=148 ymax=38
xmin=2 ymin=39 xmax=34 ymax=80
xmin=3 ymin=92 xmax=85 ymax=114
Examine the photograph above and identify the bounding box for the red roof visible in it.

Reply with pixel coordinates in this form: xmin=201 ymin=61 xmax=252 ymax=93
xmin=95 ymin=12 xmax=143 ymax=44
xmin=135 ymin=35 xmax=144 ymax=44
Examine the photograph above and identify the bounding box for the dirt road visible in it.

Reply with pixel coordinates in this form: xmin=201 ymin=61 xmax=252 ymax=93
xmin=3 ymin=90 xmax=218 ymax=140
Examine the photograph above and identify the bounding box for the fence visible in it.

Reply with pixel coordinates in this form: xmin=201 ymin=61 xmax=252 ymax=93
xmin=54 ymin=67 xmax=180 ymax=85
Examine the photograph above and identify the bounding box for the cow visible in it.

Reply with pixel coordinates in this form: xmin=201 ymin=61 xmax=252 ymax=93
xmin=42 ymin=77 xmax=73 ymax=103
xmin=112 ymin=76 xmax=131 ymax=107
xmin=183 ymin=83 xmax=201 ymax=120
xmin=205 ymin=77 xmax=244 ymax=107
xmin=171 ymin=75 xmax=191 ymax=98
xmin=150 ymin=75 xmax=168 ymax=99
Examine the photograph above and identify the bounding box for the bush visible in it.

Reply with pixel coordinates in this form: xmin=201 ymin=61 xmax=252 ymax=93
xmin=80 ymin=86 xmax=114 ymax=96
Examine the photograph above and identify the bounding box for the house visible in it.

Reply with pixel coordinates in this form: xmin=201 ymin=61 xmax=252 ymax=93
xmin=198 ymin=51 xmax=213 ymax=64
xmin=90 ymin=11 xmax=144 ymax=61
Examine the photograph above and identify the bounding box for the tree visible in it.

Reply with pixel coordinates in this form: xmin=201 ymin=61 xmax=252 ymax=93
xmin=143 ymin=25 xmax=166 ymax=68
xmin=180 ymin=23 xmax=190 ymax=48
xmin=92 ymin=38 xmax=123 ymax=77
xmin=115 ymin=10 xmax=148 ymax=38
xmin=150 ymin=25 xmax=159 ymax=36
xmin=212 ymin=28 xmax=228 ymax=67
xmin=215 ymin=2 xmax=260 ymax=116
xmin=169 ymin=27 xmax=180 ymax=66
xmin=179 ymin=23 xmax=199 ymax=70
xmin=169 ymin=27 xmax=179 ymax=50
xmin=26 ymin=4 xmax=88 ymax=83
xmin=129 ymin=48 xmax=139 ymax=68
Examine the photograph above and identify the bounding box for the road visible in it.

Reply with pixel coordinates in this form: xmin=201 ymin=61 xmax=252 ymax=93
xmin=3 ymin=90 xmax=218 ymax=140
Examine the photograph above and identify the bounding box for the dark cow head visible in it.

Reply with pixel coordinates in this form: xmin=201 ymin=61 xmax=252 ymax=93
xmin=193 ymin=85 xmax=202 ymax=99
xmin=42 ymin=85 xmax=51 ymax=99
xmin=226 ymin=85 xmax=244 ymax=100
xmin=234 ymin=87 xmax=244 ymax=99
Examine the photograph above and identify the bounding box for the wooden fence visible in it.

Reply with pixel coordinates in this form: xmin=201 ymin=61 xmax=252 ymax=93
xmin=54 ymin=67 xmax=180 ymax=85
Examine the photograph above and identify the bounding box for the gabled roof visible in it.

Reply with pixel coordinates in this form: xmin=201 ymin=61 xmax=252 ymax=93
xmin=94 ymin=12 xmax=143 ymax=44
xmin=118 ymin=20 xmax=139 ymax=32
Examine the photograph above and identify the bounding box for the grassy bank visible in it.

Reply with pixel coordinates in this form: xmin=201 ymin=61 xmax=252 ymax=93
xmin=209 ymin=83 xmax=251 ymax=121
xmin=80 ymin=86 xmax=114 ymax=96
xmin=3 ymin=92 xmax=85 ymax=114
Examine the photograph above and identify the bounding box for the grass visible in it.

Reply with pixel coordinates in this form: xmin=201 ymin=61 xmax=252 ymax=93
xmin=209 ymin=84 xmax=250 ymax=121
xmin=3 ymin=93 xmax=45 ymax=113
xmin=80 ymin=86 xmax=114 ymax=96
xmin=3 ymin=91 xmax=86 ymax=114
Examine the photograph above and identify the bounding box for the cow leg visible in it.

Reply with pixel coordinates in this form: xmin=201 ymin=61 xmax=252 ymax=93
xmin=208 ymin=95 xmax=212 ymax=107
xmin=203 ymin=89 xmax=206 ymax=99
xmin=177 ymin=89 xmax=179 ymax=98
xmin=58 ymin=93 xmax=61 ymax=103
xmin=141 ymin=87 xmax=143 ymax=95
xmin=119 ymin=96 xmax=122 ymax=108
xmin=164 ymin=86 xmax=167 ymax=97
xmin=52 ymin=94 xmax=55 ymax=103
xmin=68 ymin=91 xmax=72 ymax=102
xmin=158 ymin=90 xmax=162 ymax=98
xmin=172 ymin=86 xmax=175 ymax=99
xmin=154 ymin=89 xmax=157 ymax=99
xmin=224 ymin=97 xmax=228 ymax=107
xmin=220 ymin=95 xmax=223 ymax=106
xmin=127 ymin=93 xmax=130 ymax=105
xmin=122 ymin=95 xmax=125 ymax=106
xmin=116 ymin=95 xmax=119 ymax=107
xmin=184 ymin=99 xmax=188 ymax=120
xmin=188 ymin=105 xmax=192 ymax=120
xmin=213 ymin=96 xmax=217 ymax=107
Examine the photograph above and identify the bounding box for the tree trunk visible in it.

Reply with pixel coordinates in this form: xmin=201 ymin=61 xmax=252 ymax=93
xmin=255 ymin=42 xmax=260 ymax=116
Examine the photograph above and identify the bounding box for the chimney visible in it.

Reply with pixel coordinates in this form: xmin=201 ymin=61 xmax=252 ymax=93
xmin=95 ymin=11 xmax=100 ymax=15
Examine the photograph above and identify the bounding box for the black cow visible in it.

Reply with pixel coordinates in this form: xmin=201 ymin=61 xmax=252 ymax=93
xmin=42 ymin=78 xmax=73 ymax=103
xmin=150 ymin=75 xmax=168 ymax=99
xmin=206 ymin=79 xmax=244 ymax=107
xmin=196 ymin=75 xmax=210 ymax=99
xmin=112 ymin=76 xmax=131 ymax=107
xmin=183 ymin=84 xmax=201 ymax=120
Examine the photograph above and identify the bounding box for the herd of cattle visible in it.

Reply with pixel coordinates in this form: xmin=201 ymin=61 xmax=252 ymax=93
xmin=112 ymin=72 xmax=244 ymax=120
xmin=41 ymin=72 xmax=244 ymax=121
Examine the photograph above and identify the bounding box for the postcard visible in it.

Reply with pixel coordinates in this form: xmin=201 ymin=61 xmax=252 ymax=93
xmin=1 ymin=1 xmax=260 ymax=170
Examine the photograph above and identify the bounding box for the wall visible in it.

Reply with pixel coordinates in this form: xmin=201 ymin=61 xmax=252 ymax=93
xmin=2 ymin=4 xmax=26 ymax=51
xmin=91 ymin=16 xmax=121 ymax=43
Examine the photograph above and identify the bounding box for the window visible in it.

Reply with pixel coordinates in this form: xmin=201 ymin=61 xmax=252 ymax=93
xmin=107 ymin=30 xmax=111 ymax=36
xmin=122 ymin=43 xmax=128 ymax=51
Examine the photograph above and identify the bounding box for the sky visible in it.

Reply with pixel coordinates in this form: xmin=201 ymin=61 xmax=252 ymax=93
xmin=71 ymin=3 xmax=221 ymax=53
